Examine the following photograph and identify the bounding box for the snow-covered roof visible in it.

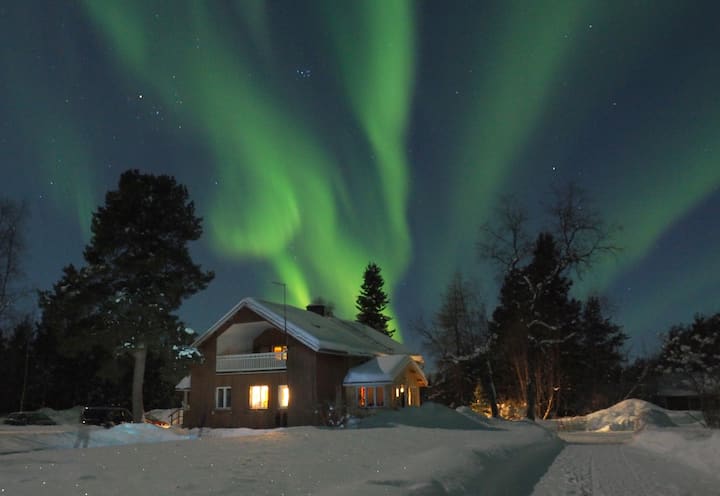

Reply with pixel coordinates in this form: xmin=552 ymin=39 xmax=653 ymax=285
xmin=193 ymin=297 xmax=416 ymax=358
xmin=343 ymin=355 xmax=428 ymax=386
xmin=175 ymin=375 xmax=191 ymax=391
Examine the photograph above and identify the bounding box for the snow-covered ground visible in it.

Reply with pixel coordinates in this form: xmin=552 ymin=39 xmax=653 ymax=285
xmin=0 ymin=400 xmax=718 ymax=495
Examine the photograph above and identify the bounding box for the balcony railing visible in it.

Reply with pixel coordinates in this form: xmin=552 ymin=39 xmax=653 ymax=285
xmin=216 ymin=352 xmax=287 ymax=373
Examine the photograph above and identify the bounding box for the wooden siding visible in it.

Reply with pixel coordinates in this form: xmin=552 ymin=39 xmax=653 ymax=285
xmin=285 ymin=337 xmax=318 ymax=426
xmin=187 ymin=313 xmax=331 ymax=428
xmin=253 ymin=327 xmax=287 ymax=352
xmin=185 ymin=306 xmax=405 ymax=428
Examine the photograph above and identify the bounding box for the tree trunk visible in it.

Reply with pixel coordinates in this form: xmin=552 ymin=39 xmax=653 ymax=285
xmin=485 ymin=359 xmax=500 ymax=418
xmin=132 ymin=344 xmax=147 ymax=423
xmin=526 ymin=346 xmax=536 ymax=420
xmin=19 ymin=334 xmax=30 ymax=411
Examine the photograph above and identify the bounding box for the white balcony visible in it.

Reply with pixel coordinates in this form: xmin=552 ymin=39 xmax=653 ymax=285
xmin=216 ymin=352 xmax=287 ymax=373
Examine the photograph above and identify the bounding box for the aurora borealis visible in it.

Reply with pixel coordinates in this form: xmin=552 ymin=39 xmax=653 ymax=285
xmin=1 ymin=1 xmax=718 ymax=351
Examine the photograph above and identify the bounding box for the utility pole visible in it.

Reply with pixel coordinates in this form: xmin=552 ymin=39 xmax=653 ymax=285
xmin=272 ymin=281 xmax=289 ymax=426
xmin=272 ymin=281 xmax=287 ymax=340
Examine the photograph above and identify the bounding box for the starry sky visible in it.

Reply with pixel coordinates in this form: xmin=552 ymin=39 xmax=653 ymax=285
xmin=1 ymin=1 xmax=718 ymax=355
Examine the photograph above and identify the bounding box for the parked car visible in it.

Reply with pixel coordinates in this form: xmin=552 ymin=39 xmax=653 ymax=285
xmin=3 ymin=411 xmax=57 ymax=425
xmin=80 ymin=407 xmax=133 ymax=428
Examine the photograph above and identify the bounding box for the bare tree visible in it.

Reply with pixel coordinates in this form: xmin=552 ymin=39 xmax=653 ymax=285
xmin=419 ymin=273 xmax=498 ymax=415
xmin=479 ymin=183 xmax=620 ymax=280
xmin=0 ymin=198 xmax=28 ymax=329
xmin=480 ymin=183 xmax=620 ymax=420
xmin=548 ymin=182 xmax=621 ymax=277
xmin=477 ymin=195 xmax=532 ymax=273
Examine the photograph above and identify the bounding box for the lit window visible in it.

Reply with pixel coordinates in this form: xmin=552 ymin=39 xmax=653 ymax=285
xmin=279 ymin=385 xmax=290 ymax=408
xmin=357 ymin=386 xmax=384 ymax=408
xmin=216 ymin=386 xmax=231 ymax=409
xmin=273 ymin=345 xmax=288 ymax=360
xmin=249 ymin=385 xmax=269 ymax=409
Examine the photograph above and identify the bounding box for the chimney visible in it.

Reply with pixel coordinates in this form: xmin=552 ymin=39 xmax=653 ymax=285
xmin=306 ymin=304 xmax=328 ymax=317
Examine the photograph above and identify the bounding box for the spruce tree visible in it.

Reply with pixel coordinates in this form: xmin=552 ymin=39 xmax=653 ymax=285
xmin=659 ymin=313 xmax=720 ymax=426
xmin=490 ymin=233 xmax=580 ymax=420
xmin=355 ymin=262 xmax=393 ymax=337
xmin=571 ymin=296 xmax=627 ymax=412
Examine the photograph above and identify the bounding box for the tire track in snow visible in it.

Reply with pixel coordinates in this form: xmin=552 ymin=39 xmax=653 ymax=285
xmin=532 ymin=442 xmax=720 ymax=495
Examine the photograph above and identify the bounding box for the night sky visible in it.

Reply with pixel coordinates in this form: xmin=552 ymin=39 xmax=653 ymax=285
xmin=1 ymin=1 xmax=718 ymax=354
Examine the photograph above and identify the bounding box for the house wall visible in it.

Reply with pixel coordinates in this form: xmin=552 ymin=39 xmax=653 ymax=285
xmin=185 ymin=306 xmax=405 ymax=428
xmin=206 ymin=371 xmax=289 ymax=429
xmin=186 ymin=310 xmax=334 ymax=428
xmin=316 ymin=354 xmax=351 ymax=407
xmin=253 ymin=327 xmax=286 ymax=352
xmin=185 ymin=336 xmax=217 ymax=428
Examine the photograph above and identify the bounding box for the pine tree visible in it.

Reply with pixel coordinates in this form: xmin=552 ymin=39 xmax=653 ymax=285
xmin=355 ymin=262 xmax=393 ymax=337
xmin=38 ymin=264 xmax=134 ymax=408
xmin=39 ymin=170 xmax=213 ymax=421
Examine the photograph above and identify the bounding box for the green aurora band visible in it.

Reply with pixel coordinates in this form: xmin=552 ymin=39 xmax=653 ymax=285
xmin=21 ymin=0 xmax=712 ymax=339
xmin=0 ymin=14 xmax=98 ymax=239
xmin=81 ymin=1 xmax=415 ymax=338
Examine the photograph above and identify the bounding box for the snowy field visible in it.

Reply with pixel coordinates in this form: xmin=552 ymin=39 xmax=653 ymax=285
xmin=0 ymin=400 xmax=718 ymax=495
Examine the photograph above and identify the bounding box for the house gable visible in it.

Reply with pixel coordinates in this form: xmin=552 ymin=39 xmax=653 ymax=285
xmin=193 ymin=297 xmax=412 ymax=357
xmin=185 ymin=297 xmax=426 ymax=428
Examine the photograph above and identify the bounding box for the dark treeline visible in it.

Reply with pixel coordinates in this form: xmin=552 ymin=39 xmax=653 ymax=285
xmin=419 ymin=184 xmax=720 ymax=425
xmin=0 ymin=179 xmax=717 ymax=427
xmin=0 ymin=319 xmax=181 ymax=413
xmin=0 ymin=170 xmax=212 ymax=418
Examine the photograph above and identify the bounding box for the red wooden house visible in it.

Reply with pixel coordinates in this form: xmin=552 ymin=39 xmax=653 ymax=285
xmin=181 ymin=297 xmax=427 ymax=428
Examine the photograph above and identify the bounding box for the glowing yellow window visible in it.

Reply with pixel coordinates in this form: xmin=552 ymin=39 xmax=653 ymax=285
xmin=249 ymin=385 xmax=269 ymax=409
xmin=358 ymin=386 xmax=367 ymax=407
xmin=273 ymin=345 xmax=288 ymax=360
xmin=279 ymin=385 xmax=290 ymax=408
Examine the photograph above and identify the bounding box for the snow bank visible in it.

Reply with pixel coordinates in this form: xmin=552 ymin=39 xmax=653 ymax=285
xmin=355 ymin=401 xmax=495 ymax=430
xmin=633 ymin=427 xmax=720 ymax=478
xmin=556 ymin=399 xmax=677 ymax=432
xmin=0 ymin=403 xmax=562 ymax=495
xmin=584 ymin=399 xmax=676 ymax=431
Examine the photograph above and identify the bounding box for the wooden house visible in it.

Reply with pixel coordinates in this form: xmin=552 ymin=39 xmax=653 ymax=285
xmin=181 ymin=297 xmax=427 ymax=428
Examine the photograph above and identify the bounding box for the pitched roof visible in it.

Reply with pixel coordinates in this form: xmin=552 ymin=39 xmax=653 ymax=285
xmin=193 ymin=297 xmax=415 ymax=358
xmin=343 ymin=355 xmax=429 ymax=386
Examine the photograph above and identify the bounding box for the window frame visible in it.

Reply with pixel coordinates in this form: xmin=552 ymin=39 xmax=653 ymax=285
xmin=278 ymin=385 xmax=290 ymax=409
xmin=357 ymin=386 xmax=385 ymax=408
xmin=215 ymin=386 xmax=232 ymax=410
xmin=249 ymin=385 xmax=270 ymax=410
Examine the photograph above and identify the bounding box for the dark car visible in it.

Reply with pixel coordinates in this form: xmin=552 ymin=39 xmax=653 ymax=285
xmin=3 ymin=411 xmax=57 ymax=425
xmin=80 ymin=407 xmax=133 ymax=428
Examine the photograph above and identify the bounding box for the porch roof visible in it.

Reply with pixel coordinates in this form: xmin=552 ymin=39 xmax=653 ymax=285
xmin=343 ymin=355 xmax=428 ymax=387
